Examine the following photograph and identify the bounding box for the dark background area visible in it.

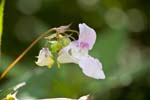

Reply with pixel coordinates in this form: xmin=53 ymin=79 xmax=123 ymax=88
xmin=0 ymin=0 xmax=150 ymax=99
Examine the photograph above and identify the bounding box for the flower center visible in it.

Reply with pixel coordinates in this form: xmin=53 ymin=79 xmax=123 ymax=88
xmin=70 ymin=45 xmax=88 ymax=59
xmin=74 ymin=41 xmax=89 ymax=49
xmin=80 ymin=42 xmax=89 ymax=49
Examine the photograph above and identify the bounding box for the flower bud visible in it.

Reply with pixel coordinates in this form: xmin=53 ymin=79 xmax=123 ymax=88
xmin=50 ymin=37 xmax=71 ymax=53
xmin=61 ymin=37 xmax=71 ymax=46
xmin=50 ymin=41 xmax=62 ymax=53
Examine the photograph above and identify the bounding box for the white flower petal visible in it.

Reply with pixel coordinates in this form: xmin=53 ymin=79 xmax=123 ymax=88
xmin=39 ymin=98 xmax=73 ymax=100
xmin=70 ymin=41 xmax=89 ymax=58
xmin=78 ymin=95 xmax=90 ymax=100
xmin=79 ymin=56 xmax=105 ymax=79
xmin=36 ymin=48 xmax=54 ymax=68
xmin=58 ymin=41 xmax=89 ymax=64
xmin=13 ymin=82 xmax=26 ymax=91
xmin=38 ymin=95 xmax=89 ymax=100
xmin=79 ymin=23 xmax=96 ymax=50
xmin=57 ymin=43 xmax=78 ymax=64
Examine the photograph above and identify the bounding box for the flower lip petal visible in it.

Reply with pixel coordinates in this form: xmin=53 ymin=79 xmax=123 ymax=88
xmin=79 ymin=23 xmax=96 ymax=50
xmin=79 ymin=56 xmax=105 ymax=79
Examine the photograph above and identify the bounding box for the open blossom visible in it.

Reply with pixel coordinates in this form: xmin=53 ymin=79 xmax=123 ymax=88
xmin=36 ymin=48 xmax=54 ymax=68
xmin=58 ymin=23 xmax=105 ymax=79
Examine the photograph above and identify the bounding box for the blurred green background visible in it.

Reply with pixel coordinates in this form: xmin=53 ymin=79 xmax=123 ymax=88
xmin=0 ymin=0 xmax=150 ymax=99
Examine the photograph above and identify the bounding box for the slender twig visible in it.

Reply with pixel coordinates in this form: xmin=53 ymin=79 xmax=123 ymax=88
xmin=66 ymin=29 xmax=79 ymax=34
xmin=0 ymin=28 xmax=55 ymax=80
xmin=62 ymin=33 xmax=76 ymax=40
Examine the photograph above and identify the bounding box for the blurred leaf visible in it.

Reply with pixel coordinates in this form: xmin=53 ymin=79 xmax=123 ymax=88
xmin=92 ymin=29 xmax=127 ymax=72
xmin=0 ymin=0 xmax=5 ymax=56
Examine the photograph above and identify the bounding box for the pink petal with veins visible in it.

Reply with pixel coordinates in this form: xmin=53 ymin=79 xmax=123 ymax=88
xmin=79 ymin=23 xmax=96 ymax=50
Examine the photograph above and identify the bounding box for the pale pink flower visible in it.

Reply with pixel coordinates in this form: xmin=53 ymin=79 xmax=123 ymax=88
xmin=58 ymin=23 xmax=105 ymax=79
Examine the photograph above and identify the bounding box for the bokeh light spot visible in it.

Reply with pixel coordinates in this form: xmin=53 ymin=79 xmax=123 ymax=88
xmin=104 ymin=8 xmax=128 ymax=30
xmin=17 ymin=0 xmax=42 ymax=15
xmin=127 ymin=9 xmax=147 ymax=32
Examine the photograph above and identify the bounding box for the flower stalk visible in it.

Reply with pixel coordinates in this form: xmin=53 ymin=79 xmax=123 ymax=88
xmin=0 ymin=28 xmax=55 ymax=80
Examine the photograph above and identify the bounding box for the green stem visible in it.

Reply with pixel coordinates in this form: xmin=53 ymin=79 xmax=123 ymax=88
xmin=0 ymin=0 xmax=5 ymax=57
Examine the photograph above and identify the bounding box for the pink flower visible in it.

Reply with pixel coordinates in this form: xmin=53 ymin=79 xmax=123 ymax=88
xmin=58 ymin=23 xmax=105 ymax=79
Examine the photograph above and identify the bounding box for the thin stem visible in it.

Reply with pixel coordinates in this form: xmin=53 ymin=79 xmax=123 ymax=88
xmin=66 ymin=29 xmax=79 ymax=34
xmin=62 ymin=33 xmax=76 ymax=40
xmin=0 ymin=28 xmax=55 ymax=80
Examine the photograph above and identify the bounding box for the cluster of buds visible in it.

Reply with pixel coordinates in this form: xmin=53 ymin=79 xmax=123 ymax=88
xmin=35 ymin=23 xmax=105 ymax=79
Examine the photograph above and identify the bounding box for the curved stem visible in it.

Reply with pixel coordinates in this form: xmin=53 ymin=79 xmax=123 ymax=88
xmin=66 ymin=29 xmax=79 ymax=34
xmin=62 ymin=33 xmax=76 ymax=40
xmin=0 ymin=28 xmax=55 ymax=80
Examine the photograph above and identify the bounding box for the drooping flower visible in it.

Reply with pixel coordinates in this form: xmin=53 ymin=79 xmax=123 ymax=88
xmin=58 ymin=23 xmax=105 ymax=79
xmin=36 ymin=48 xmax=54 ymax=68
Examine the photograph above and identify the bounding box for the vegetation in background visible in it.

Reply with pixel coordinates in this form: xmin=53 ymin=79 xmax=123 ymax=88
xmin=0 ymin=0 xmax=5 ymax=56
xmin=0 ymin=0 xmax=149 ymax=100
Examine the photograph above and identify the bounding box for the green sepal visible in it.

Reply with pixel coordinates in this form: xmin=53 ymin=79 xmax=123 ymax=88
xmin=50 ymin=37 xmax=71 ymax=53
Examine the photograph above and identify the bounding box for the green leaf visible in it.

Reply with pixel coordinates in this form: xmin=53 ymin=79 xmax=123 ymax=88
xmin=0 ymin=0 xmax=5 ymax=55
